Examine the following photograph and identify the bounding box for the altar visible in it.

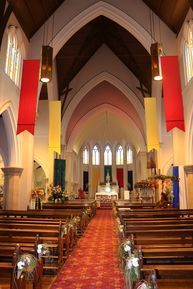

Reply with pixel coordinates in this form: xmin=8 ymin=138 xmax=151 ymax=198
xmin=95 ymin=182 xmax=119 ymax=208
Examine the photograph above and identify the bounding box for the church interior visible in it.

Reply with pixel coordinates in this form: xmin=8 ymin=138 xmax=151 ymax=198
xmin=1 ymin=0 xmax=193 ymax=288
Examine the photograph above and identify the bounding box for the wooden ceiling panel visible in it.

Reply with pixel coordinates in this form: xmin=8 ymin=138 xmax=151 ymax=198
xmin=56 ymin=16 xmax=151 ymax=99
xmin=143 ymin=0 xmax=190 ymax=34
xmin=7 ymin=0 xmax=65 ymax=39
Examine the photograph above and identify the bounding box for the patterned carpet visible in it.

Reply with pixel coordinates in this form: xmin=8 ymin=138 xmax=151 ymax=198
xmin=50 ymin=209 xmax=126 ymax=289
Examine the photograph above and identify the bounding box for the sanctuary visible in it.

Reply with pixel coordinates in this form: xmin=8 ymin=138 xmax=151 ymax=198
xmin=95 ymin=173 xmax=119 ymax=207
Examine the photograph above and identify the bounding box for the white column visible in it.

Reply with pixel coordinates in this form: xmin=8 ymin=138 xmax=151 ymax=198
xmin=100 ymin=149 xmax=104 ymax=182
xmin=124 ymin=147 xmax=127 ymax=189
xmin=112 ymin=147 xmax=116 ymax=182
xmin=2 ymin=167 xmax=23 ymax=210
xmin=19 ymin=131 xmax=34 ymax=210
xmin=172 ymin=128 xmax=185 ymax=166
xmin=66 ymin=152 xmax=73 ymax=193
xmin=137 ymin=151 xmax=148 ymax=180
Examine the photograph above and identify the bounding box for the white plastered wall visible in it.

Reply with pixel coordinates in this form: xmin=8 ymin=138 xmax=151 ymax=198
xmin=177 ymin=8 xmax=193 ymax=165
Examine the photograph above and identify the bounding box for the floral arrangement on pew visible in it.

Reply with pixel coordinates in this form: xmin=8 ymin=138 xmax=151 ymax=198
xmin=72 ymin=216 xmax=81 ymax=235
xmin=47 ymin=184 xmax=69 ymax=203
xmin=119 ymin=237 xmax=144 ymax=289
xmin=134 ymin=270 xmax=158 ymax=289
xmin=124 ymin=249 xmax=141 ymax=289
xmin=36 ymin=243 xmax=49 ymax=259
xmin=116 ymin=217 xmax=125 ymax=240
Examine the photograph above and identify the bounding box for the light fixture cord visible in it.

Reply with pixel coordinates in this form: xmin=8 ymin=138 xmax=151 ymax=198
xmin=149 ymin=8 xmax=153 ymax=44
xmin=159 ymin=17 xmax=162 ymax=44
xmin=42 ymin=22 xmax=45 ymax=45
xmin=152 ymin=11 xmax=155 ymax=42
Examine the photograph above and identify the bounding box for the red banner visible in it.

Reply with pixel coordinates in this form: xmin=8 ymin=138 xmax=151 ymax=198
xmin=161 ymin=56 xmax=185 ymax=132
xmin=17 ymin=60 xmax=40 ymax=135
xmin=116 ymin=168 xmax=124 ymax=188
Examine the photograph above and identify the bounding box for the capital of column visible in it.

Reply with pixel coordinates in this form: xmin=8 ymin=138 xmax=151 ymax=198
xmin=1 ymin=167 xmax=23 ymax=176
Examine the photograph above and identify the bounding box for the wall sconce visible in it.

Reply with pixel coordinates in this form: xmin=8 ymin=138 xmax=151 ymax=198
xmin=40 ymin=45 xmax=53 ymax=83
xmin=151 ymin=42 xmax=163 ymax=81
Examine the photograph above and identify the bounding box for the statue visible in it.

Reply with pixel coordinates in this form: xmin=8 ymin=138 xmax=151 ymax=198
xmin=106 ymin=171 xmax=110 ymax=184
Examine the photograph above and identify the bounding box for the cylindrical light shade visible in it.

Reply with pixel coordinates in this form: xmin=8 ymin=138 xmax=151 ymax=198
xmin=40 ymin=45 xmax=53 ymax=83
xmin=151 ymin=42 xmax=163 ymax=81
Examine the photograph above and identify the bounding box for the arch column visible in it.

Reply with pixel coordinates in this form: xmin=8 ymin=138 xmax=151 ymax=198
xmin=2 ymin=167 xmax=23 ymax=210
xmin=66 ymin=151 xmax=73 ymax=193
xmin=112 ymin=147 xmax=116 ymax=182
xmin=137 ymin=151 xmax=148 ymax=181
xmin=87 ymin=149 xmax=92 ymax=197
xmin=123 ymin=147 xmax=127 ymax=190
xmin=172 ymin=128 xmax=185 ymax=166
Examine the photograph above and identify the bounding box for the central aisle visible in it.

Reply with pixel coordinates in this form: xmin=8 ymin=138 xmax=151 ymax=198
xmin=50 ymin=209 xmax=126 ymax=289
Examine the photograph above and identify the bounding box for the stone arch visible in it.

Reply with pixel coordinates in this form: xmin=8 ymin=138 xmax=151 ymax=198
xmin=33 ymin=154 xmax=49 ymax=179
xmin=62 ymin=72 xmax=145 ymax=144
xmin=0 ymin=103 xmax=20 ymax=166
xmin=52 ymin=1 xmax=151 ymax=59
xmin=67 ymin=104 xmax=146 ymax=153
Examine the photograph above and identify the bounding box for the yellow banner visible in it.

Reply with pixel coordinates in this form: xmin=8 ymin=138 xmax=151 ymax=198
xmin=144 ymin=97 xmax=159 ymax=151
xmin=92 ymin=166 xmax=100 ymax=193
xmin=49 ymin=101 xmax=61 ymax=154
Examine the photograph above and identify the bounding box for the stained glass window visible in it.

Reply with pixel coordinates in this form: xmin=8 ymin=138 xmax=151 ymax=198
xmin=104 ymin=145 xmax=112 ymax=165
xmin=83 ymin=146 xmax=89 ymax=164
xmin=92 ymin=145 xmax=100 ymax=165
xmin=5 ymin=25 xmax=21 ymax=86
xmin=127 ymin=146 xmax=133 ymax=164
xmin=116 ymin=145 xmax=123 ymax=165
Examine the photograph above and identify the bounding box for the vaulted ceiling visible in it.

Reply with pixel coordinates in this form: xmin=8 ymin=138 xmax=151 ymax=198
xmin=1 ymin=0 xmax=192 ymax=100
xmin=56 ymin=16 xmax=151 ymax=99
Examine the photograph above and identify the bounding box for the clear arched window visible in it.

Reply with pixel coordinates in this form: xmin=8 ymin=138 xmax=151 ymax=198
xmin=183 ymin=20 xmax=193 ymax=84
xmin=127 ymin=146 xmax=133 ymax=164
xmin=104 ymin=144 xmax=112 ymax=165
xmin=116 ymin=145 xmax=123 ymax=165
xmin=83 ymin=146 xmax=89 ymax=165
xmin=5 ymin=25 xmax=22 ymax=86
xmin=92 ymin=145 xmax=100 ymax=165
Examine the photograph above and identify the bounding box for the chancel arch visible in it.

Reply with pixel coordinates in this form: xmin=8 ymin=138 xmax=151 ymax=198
xmin=62 ymin=72 xmax=145 ymax=145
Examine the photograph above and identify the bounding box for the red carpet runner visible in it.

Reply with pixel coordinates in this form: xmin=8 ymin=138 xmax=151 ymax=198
xmin=50 ymin=209 xmax=126 ymax=289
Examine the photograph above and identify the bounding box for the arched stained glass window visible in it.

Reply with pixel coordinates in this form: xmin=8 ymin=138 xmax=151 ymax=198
xmin=92 ymin=145 xmax=100 ymax=165
xmin=116 ymin=145 xmax=123 ymax=165
xmin=127 ymin=146 xmax=133 ymax=164
xmin=83 ymin=146 xmax=89 ymax=165
xmin=5 ymin=25 xmax=21 ymax=86
xmin=104 ymin=144 xmax=112 ymax=165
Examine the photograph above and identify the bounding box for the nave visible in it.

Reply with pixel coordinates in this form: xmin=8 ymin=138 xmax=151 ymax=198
xmin=46 ymin=209 xmax=193 ymax=289
xmin=1 ymin=206 xmax=193 ymax=289
xmin=50 ymin=209 xmax=126 ymax=289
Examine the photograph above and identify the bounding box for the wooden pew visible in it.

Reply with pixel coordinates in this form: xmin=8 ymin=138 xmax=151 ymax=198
xmin=42 ymin=199 xmax=96 ymax=216
xmin=0 ymin=219 xmax=64 ymax=272
xmin=115 ymin=207 xmax=193 ymax=279
xmin=0 ymin=209 xmax=86 ymax=236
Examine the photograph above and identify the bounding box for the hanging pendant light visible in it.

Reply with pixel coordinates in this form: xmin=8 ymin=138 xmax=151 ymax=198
xmin=151 ymin=42 xmax=163 ymax=81
xmin=40 ymin=45 xmax=53 ymax=83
